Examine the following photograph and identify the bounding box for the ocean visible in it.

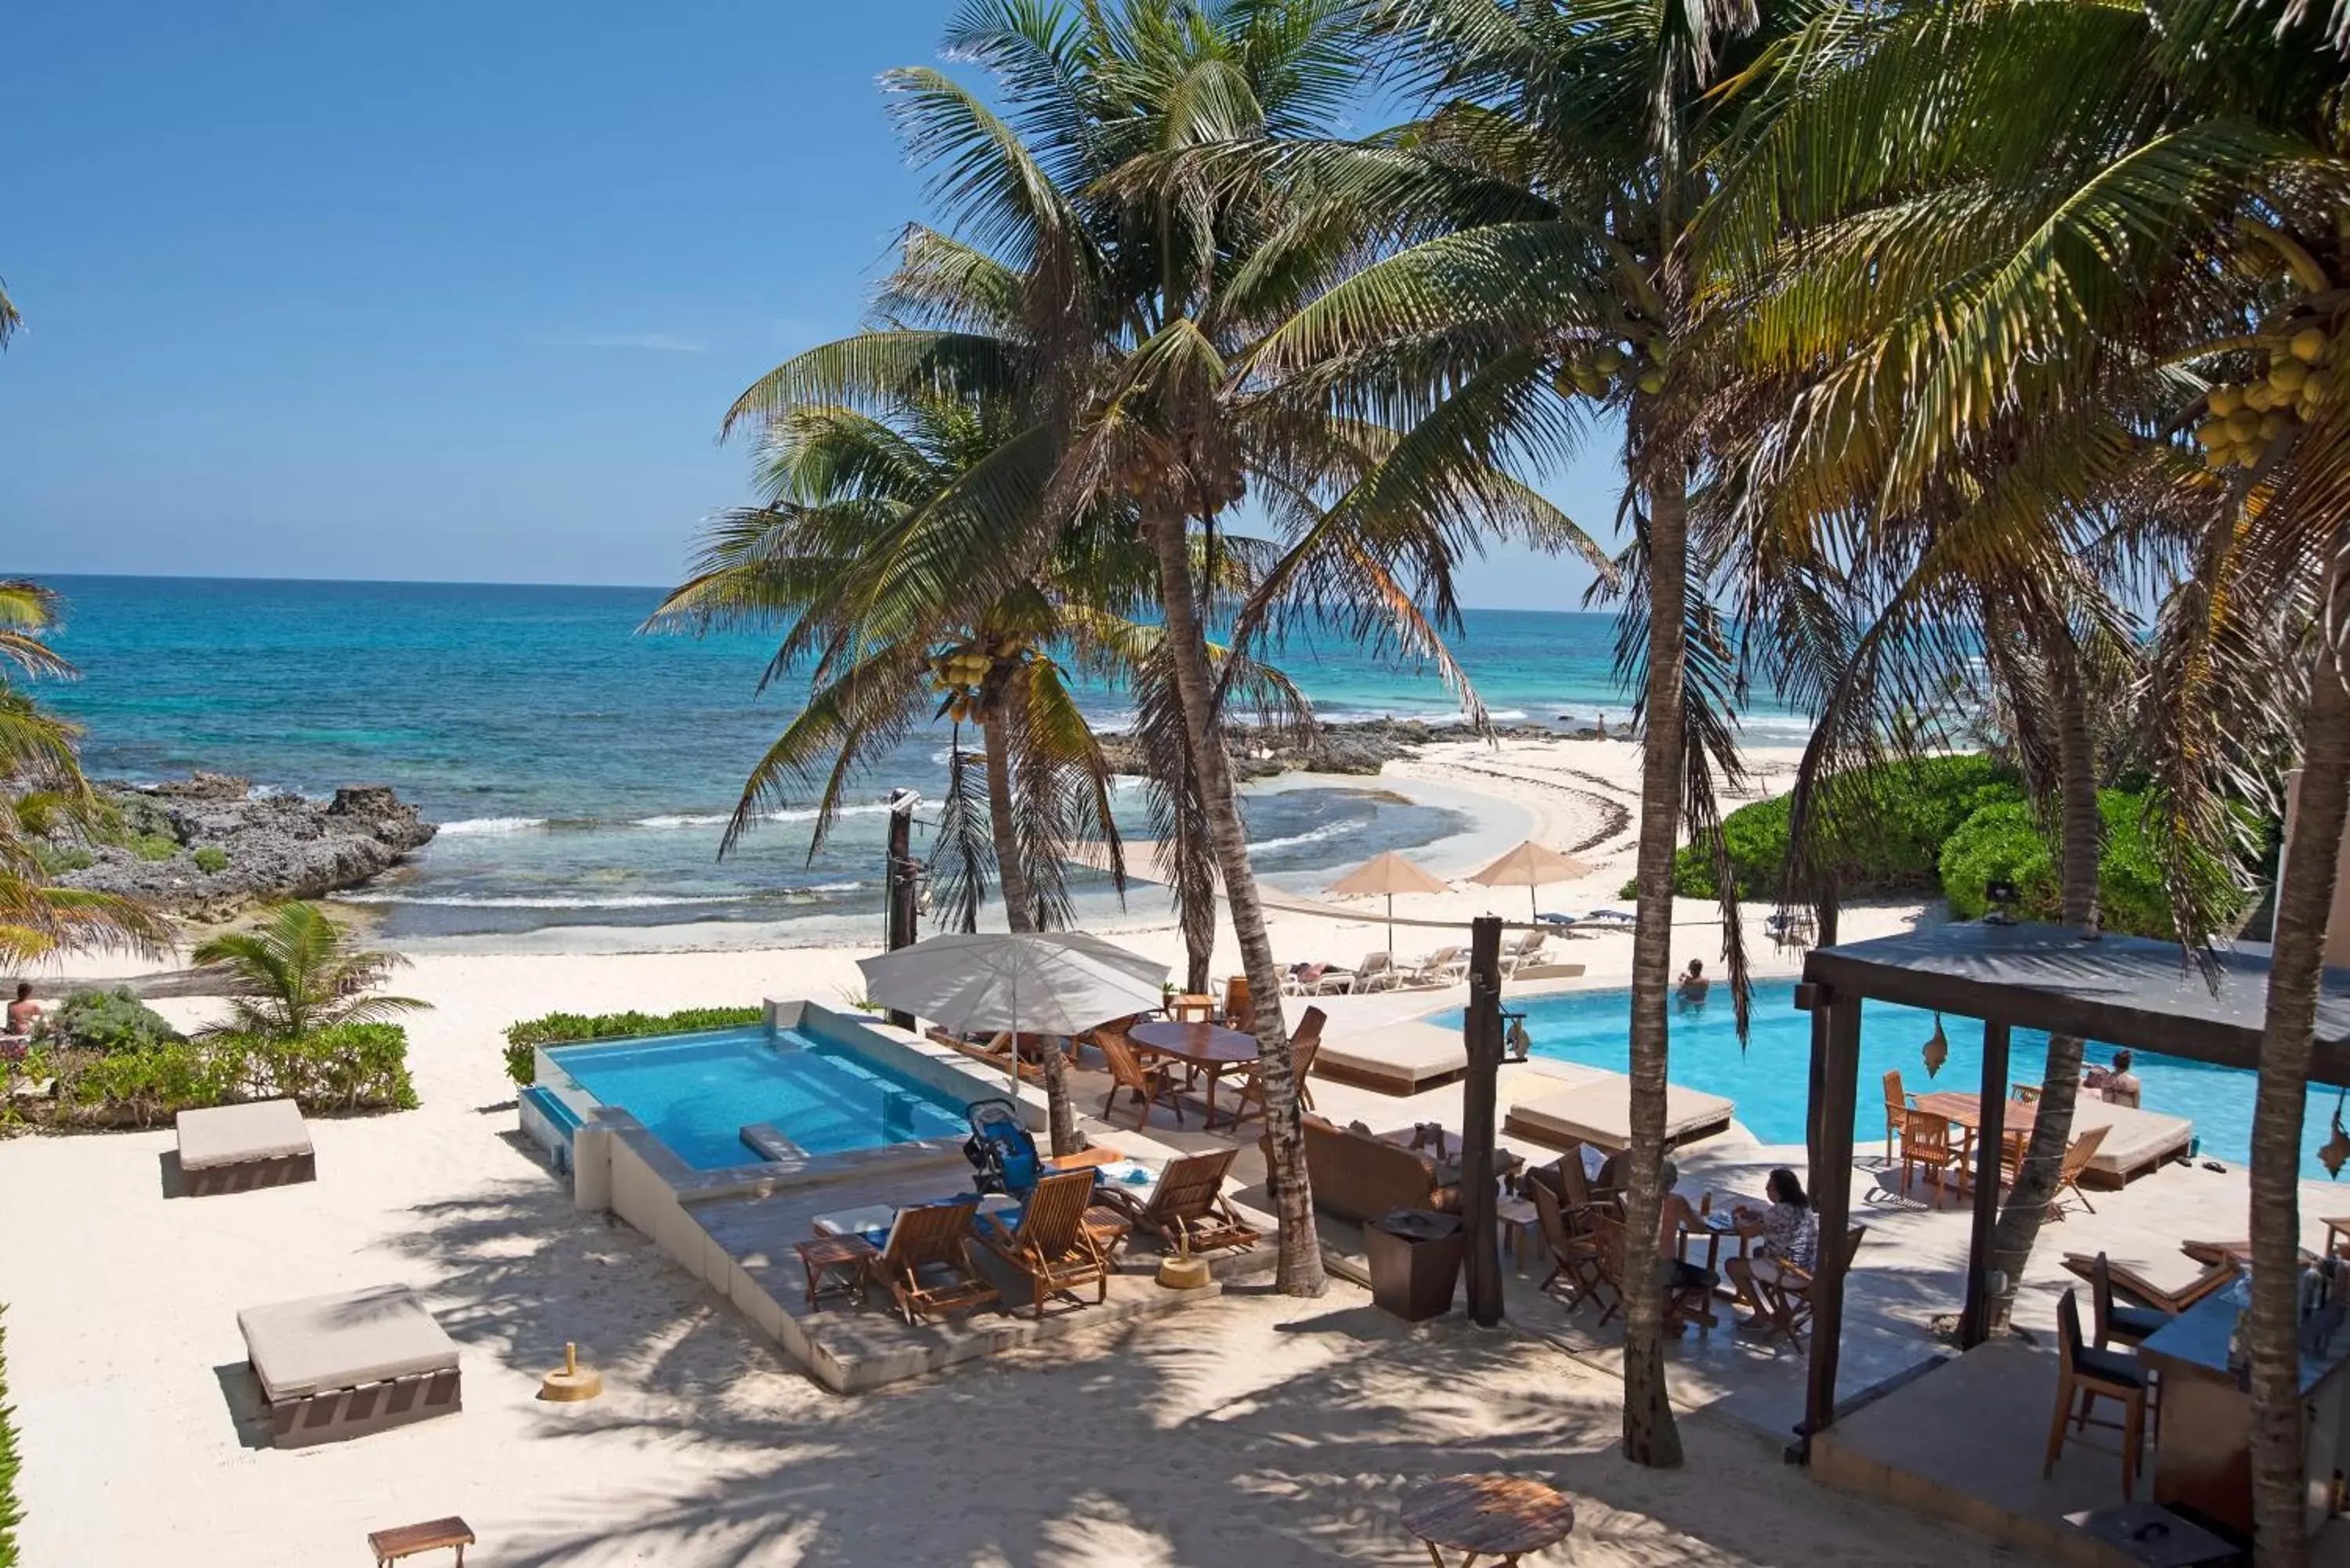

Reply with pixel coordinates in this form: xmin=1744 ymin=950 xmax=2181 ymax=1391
xmin=34 ymin=575 xmax=1810 ymax=945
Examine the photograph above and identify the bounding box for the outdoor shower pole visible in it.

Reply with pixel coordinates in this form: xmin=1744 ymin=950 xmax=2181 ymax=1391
xmin=884 ymin=789 xmax=920 ymax=1031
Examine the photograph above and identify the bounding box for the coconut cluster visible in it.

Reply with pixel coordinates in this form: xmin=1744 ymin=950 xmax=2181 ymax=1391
xmin=2196 ymin=323 xmax=2333 ymax=471
xmin=927 ymin=637 xmax=1029 ymax=723
xmin=1553 ymin=338 xmax=1668 ymax=399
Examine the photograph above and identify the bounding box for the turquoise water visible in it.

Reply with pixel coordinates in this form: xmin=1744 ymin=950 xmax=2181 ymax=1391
xmin=549 ymin=1024 xmax=969 ymax=1170
xmin=1480 ymin=980 xmax=2346 ymax=1181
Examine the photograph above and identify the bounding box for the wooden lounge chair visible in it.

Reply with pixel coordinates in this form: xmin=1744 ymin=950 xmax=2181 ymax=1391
xmin=1747 ymin=1223 xmax=1866 ymax=1354
xmin=1227 ymin=1006 xmax=1323 ymax=1129
xmin=2044 ymin=1288 xmax=2150 ymax=1500
xmin=869 ymin=1200 xmax=999 ymax=1326
xmin=927 ymin=1027 xmax=1043 ymax=1084
xmin=1097 ymin=1025 xmax=1184 ymax=1131
xmin=1097 ymin=1147 xmax=1260 ymax=1255
xmin=2062 ymin=1252 xmax=2239 ymax=1317
xmin=1898 ymin=1107 xmax=1965 ymax=1207
xmin=2049 ymin=1125 xmax=2110 ymax=1218
xmin=980 ymin=1169 xmax=1109 ymax=1319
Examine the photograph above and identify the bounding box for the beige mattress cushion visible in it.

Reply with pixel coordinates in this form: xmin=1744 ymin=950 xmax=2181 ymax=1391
xmin=1509 ymin=1076 xmax=1735 ymax=1151
xmin=2066 ymin=1098 xmax=2193 ymax=1174
xmin=177 ymin=1098 xmax=312 ymax=1169
xmin=237 ymin=1284 xmax=457 ymax=1400
xmin=1315 ymin=1024 xmax=1468 ymax=1085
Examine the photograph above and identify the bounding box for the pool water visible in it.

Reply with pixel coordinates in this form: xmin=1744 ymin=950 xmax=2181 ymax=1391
xmin=1474 ymin=980 xmax=2346 ymax=1181
xmin=550 ymin=1025 xmax=969 ymax=1171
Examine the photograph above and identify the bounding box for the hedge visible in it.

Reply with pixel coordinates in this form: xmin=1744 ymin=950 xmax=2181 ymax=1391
xmin=39 ymin=988 xmax=181 ymax=1056
xmin=501 ymin=1005 xmax=766 ymax=1085
xmin=0 ymin=1308 xmax=17 ymax=1568
xmin=1938 ymin=789 xmax=2246 ymax=940
xmin=10 ymin=1023 xmax=418 ymax=1130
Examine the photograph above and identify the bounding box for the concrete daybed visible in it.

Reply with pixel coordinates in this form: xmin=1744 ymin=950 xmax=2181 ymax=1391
xmin=1313 ymin=1024 xmax=1469 ymax=1095
xmin=237 ymin=1284 xmax=461 ymax=1447
xmin=175 ymin=1098 xmax=315 ymax=1197
xmin=2063 ymin=1097 xmax=2194 ymax=1187
xmin=1505 ymin=1072 xmax=1735 ymax=1152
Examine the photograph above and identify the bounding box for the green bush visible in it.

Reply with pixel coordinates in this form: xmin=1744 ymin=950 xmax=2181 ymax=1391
xmin=501 ymin=1005 xmax=767 ymax=1085
xmin=191 ymin=845 xmax=228 ymax=873
xmin=1651 ymin=754 xmax=2025 ymax=901
xmin=0 ymin=1306 xmax=17 ymax=1568
xmin=127 ymin=832 xmax=181 ymax=862
xmin=24 ymin=1023 xmax=418 ymax=1129
xmin=42 ymin=988 xmax=180 ymax=1055
xmin=1937 ymin=789 xmax=2247 ymax=940
xmin=28 ymin=842 xmax=92 ymax=876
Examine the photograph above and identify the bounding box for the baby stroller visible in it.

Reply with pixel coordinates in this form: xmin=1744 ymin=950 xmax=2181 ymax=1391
xmin=963 ymin=1098 xmax=1043 ymax=1196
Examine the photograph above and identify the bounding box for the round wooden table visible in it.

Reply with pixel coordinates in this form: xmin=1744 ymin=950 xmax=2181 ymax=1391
xmin=1400 ymin=1474 xmax=1575 ymax=1567
xmin=1128 ymin=1020 xmax=1259 ymax=1128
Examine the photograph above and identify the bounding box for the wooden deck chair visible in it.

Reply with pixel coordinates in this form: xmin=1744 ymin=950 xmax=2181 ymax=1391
xmin=1227 ymin=1007 xmax=1323 ymax=1129
xmin=1097 ymin=1024 xmax=1184 ymax=1131
xmin=1528 ymin=1177 xmax=1606 ymax=1310
xmin=1748 ymin=1223 xmax=1866 ymax=1354
xmin=1072 ymin=1014 xmax=1141 ymax=1071
xmin=1583 ymin=1210 xmax=1632 ymax=1325
xmin=928 ymin=1027 xmax=1043 ymax=1084
xmin=870 ymin=1201 xmax=999 ymax=1326
xmin=1097 ymin=1147 xmax=1259 ymax=1255
xmin=2061 ymin=1252 xmax=2239 ymax=1317
xmin=1221 ymin=974 xmax=1253 ymax=1027
xmin=980 ymin=1169 xmax=1109 ymax=1319
xmin=2044 ymin=1288 xmax=2150 ymax=1499
xmin=1898 ymin=1107 xmax=1966 ymax=1207
xmin=2048 ymin=1125 xmax=2110 ymax=1218
xmin=1881 ymin=1070 xmax=1910 ymax=1164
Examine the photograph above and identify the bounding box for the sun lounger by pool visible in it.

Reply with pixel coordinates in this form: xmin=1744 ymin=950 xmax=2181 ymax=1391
xmin=2061 ymin=1098 xmax=2193 ymax=1186
xmin=1504 ymin=1071 xmax=1734 ymax=1152
xmin=237 ymin=1283 xmax=461 ymax=1447
xmin=1313 ymin=1024 xmax=1470 ymax=1094
xmin=176 ymin=1098 xmax=315 ymax=1197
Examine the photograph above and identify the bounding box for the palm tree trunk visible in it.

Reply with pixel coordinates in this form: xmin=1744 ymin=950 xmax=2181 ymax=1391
xmin=1989 ymin=627 xmax=2101 ymax=1291
xmin=2250 ymin=568 xmax=2350 ymax=1568
xmin=1148 ymin=506 xmax=1325 ymax=1295
xmin=981 ymin=699 xmax=1077 ymax=1155
xmin=1622 ymin=459 xmax=1687 ymax=1469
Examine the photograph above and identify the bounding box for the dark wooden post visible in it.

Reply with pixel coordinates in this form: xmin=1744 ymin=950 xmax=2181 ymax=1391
xmin=1805 ymin=995 xmax=1830 ymax=1199
xmin=1958 ymin=1019 xmax=2011 ymax=1349
xmin=1799 ymin=991 xmax=1861 ymax=1461
xmin=1460 ymin=915 xmax=1506 ymax=1327
xmin=884 ymin=793 xmax=919 ymax=1031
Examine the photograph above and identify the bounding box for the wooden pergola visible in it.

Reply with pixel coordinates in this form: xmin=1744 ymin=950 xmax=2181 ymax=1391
xmin=1792 ymin=920 xmax=2350 ymax=1458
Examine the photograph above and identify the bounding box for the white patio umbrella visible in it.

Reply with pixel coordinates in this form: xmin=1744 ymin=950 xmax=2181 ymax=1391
xmin=855 ymin=930 xmax=1170 ymax=1093
xmin=1468 ymin=840 xmax=1596 ymax=923
xmin=1327 ymin=849 xmax=1449 ymax=952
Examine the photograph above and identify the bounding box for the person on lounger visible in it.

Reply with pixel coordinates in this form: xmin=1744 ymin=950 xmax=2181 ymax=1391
xmin=1725 ymin=1169 xmax=1820 ymax=1328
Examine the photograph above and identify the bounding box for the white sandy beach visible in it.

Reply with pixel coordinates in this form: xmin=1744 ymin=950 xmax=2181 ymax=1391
xmin=0 ymin=734 xmax=2081 ymax=1566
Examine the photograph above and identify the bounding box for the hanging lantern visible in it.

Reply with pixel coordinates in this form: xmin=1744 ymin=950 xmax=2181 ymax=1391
xmin=1922 ymin=1014 xmax=1950 ymax=1078
xmin=2323 ymin=1089 xmax=2350 ymax=1180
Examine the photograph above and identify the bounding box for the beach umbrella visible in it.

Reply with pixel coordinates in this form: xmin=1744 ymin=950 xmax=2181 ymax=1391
xmin=1327 ymin=850 xmax=1449 ymax=952
xmin=1469 ymin=840 xmax=1596 ymax=923
xmin=855 ymin=930 xmax=1170 ymax=1093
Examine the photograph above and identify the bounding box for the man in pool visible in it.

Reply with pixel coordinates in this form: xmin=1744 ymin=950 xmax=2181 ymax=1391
xmin=1676 ymin=959 xmax=1710 ymax=1006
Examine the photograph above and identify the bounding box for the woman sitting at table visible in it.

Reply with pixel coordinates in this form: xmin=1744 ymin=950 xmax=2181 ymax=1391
xmin=1725 ymin=1169 xmax=1820 ymax=1328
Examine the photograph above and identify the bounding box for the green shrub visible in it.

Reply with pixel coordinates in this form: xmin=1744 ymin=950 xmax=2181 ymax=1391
xmin=501 ymin=1005 xmax=767 ymax=1084
xmin=28 ymin=842 xmax=92 ymax=876
xmin=0 ymin=1306 xmax=17 ymax=1568
xmin=1654 ymin=753 xmax=2025 ymax=901
xmin=191 ymin=845 xmax=229 ymax=873
xmin=127 ymin=832 xmax=181 ymax=862
xmin=1938 ymin=789 xmax=2248 ymax=940
xmin=27 ymin=1024 xmax=418 ymax=1129
xmin=504 ymin=1041 xmax=535 ymax=1086
xmin=42 ymin=988 xmax=180 ymax=1055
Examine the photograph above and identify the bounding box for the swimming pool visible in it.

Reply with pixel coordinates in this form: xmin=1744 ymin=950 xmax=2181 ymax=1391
xmin=1466 ymin=980 xmax=2345 ymax=1181
xmin=548 ymin=1024 xmax=970 ymax=1171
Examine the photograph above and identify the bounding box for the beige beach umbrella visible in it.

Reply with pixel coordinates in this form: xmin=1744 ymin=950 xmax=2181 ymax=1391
xmin=1327 ymin=850 xmax=1449 ymax=952
xmin=1468 ymin=840 xmax=1596 ymax=923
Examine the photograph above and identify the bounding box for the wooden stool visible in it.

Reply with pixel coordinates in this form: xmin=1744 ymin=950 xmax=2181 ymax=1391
xmin=369 ymin=1517 xmax=475 ymax=1567
xmin=794 ymin=1233 xmax=877 ymax=1311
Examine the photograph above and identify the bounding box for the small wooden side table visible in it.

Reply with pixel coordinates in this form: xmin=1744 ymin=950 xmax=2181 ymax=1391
xmin=1495 ymin=1197 xmax=1538 ymax=1275
xmin=1401 ymin=1474 xmax=1574 ymax=1567
xmin=1168 ymin=993 xmax=1218 ymax=1022
xmin=795 ymin=1233 xmax=877 ymax=1311
xmin=369 ymin=1516 xmax=475 ymax=1567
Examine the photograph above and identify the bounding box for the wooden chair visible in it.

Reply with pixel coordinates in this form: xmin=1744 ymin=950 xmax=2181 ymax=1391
xmin=1097 ymin=1147 xmax=1260 ymax=1255
xmin=869 ymin=1201 xmax=1000 ymax=1326
xmin=1227 ymin=1006 xmax=1323 ymax=1129
xmin=979 ymin=1169 xmax=1110 ymax=1319
xmin=928 ymin=1028 xmax=1042 ymax=1083
xmin=1881 ymin=1070 xmax=1911 ymax=1163
xmin=2062 ymin=1252 xmax=2238 ymax=1317
xmin=1097 ymin=1026 xmax=1184 ymax=1131
xmin=1898 ymin=1107 xmax=1965 ymax=1207
xmin=1748 ymin=1223 xmax=1866 ymax=1353
xmin=1222 ymin=974 xmax=1253 ymax=1028
xmin=2044 ymin=1288 xmax=2150 ymax=1499
xmin=2050 ymin=1125 xmax=2110 ymax=1218
xmin=1073 ymin=1014 xmax=1141 ymax=1071
xmin=1528 ymin=1177 xmax=1606 ymax=1310
xmin=1582 ymin=1210 xmax=1632 ymax=1325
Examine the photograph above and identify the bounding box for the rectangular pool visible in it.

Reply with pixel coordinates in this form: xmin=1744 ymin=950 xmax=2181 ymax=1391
xmin=1461 ymin=980 xmax=2336 ymax=1180
xmin=549 ymin=1024 xmax=970 ymax=1172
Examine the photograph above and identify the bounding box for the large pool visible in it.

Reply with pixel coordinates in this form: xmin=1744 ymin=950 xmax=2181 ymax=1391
xmin=549 ymin=1024 xmax=969 ymax=1171
xmin=1470 ymin=980 xmax=2345 ymax=1181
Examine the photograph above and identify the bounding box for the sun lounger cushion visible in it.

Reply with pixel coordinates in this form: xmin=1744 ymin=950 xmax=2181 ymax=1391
xmin=237 ymin=1284 xmax=458 ymax=1401
xmin=2063 ymin=1098 xmax=2193 ymax=1182
xmin=177 ymin=1098 xmax=313 ymax=1170
xmin=1314 ymin=1024 xmax=1469 ymax=1092
xmin=1505 ymin=1071 xmax=1734 ymax=1152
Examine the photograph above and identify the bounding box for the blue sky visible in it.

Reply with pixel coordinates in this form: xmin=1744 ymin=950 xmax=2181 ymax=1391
xmin=2 ymin=1 xmax=1621 ymax=609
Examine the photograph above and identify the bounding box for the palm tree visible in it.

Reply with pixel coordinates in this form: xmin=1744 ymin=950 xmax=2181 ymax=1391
xmin=190 ymin=902 xmax=424 ymax=1039
xmin=1701 ymin=2 xmax=2350 ymax=1552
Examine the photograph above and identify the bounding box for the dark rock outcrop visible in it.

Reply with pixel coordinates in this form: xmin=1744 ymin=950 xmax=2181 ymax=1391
xmin=1097 ymin=717 xmax=1566 ymax=782
xmin=53 ymin=775 xmax=436 ymax=920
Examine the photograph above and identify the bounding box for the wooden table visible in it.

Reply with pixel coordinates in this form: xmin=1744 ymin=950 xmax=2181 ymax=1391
xmin=1914 ymin=1089 xmax=2037 ymax=1168
xmin=1129 ymin=1020 xmax=1260 ymax=1128
xmin=1400 ymin=1474 xmax=1575 ymax=1567
xmin=369 ymin=1517 xmax=475 ymax=1566
xmin=794 ymin=1233 xmax=877 ymax=1311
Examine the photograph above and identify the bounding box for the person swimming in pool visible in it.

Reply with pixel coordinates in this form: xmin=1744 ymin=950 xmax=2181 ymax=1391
xmin=1676 ymin=959 xmax=1711 ymax=1006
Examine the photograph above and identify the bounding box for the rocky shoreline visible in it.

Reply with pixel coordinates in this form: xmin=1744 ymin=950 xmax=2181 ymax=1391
xmin=1097 ymin=716 xmax=1617 ymax=781
xmin=49 ymin=773 xmax=436 ymax=921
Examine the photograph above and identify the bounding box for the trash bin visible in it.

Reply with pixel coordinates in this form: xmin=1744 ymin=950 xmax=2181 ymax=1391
xmin=1366 ymin=1209 xmax=1465 ymax=1322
